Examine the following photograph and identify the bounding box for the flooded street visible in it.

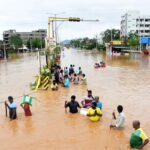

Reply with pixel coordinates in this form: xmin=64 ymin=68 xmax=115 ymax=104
xmin=0 ymin=49 xmax=150 ymax=150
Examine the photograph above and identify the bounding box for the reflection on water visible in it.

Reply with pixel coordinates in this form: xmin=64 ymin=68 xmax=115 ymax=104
xmin=0 ymin=49 xmax=150 ymax=150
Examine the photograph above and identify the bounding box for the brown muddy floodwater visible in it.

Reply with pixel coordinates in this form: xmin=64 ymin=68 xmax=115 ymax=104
xmin=0 ymin=49 xmax=150 ymax=150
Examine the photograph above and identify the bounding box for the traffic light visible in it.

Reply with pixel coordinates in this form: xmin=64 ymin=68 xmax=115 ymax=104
xmin=69 ymin=17 xmax=80 ymax=22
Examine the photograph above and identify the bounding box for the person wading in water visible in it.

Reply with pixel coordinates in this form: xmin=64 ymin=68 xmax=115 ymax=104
xmin=65 ymin=95 xmax=81 ymax=113
xmin=130 ymin=120 xmax=149 ymax=149
xmin=5 ymin=96 xmax=17 ymax=120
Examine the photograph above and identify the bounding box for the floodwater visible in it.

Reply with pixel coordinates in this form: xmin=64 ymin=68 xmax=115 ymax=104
xmin=0 ymin=49 xmax=150 ymax=150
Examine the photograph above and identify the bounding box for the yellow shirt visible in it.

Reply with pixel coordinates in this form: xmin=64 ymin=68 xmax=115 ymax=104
xmin=87 ymin=107 xmax=102 ymax=122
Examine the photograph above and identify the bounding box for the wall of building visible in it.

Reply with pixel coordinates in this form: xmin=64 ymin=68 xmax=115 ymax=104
xmin=121 ymin=11 xmax=150 ymax=37
xmin=3 ymin=29 xmax=47 ymax=45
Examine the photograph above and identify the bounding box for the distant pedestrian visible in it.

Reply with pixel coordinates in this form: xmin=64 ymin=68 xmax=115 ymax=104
xmin=79 ymin=67 xmax=82 ymax=75
xmin=54 ymin=69 xmax=60 ymax=84
xmin=64 ymin=67 xmax=68 ymax=75
xmin=68 ymin=72 xmax=73 ymax=81
xmin=59 ymin=69 xmax=63 ymax=83
xmin=64 ymin=75 xmax=70 ymax=87
xmin=81 ymin=74 xmax=87 ymax=85
xmin=69 ymin=65 xmax=74 ymax=74
xmin=5 ymin=96 xmax=17 ymax=120
xmin=73 ymin=74 xmax=79 ymax=84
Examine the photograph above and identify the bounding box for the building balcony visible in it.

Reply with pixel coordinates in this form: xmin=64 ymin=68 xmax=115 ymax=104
xmin=139 ymin=33 xmax=150 ymax=36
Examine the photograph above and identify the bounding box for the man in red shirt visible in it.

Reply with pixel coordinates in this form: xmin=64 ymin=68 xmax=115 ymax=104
xmin=20 ymin=103 xmax=32 ymax=116
xmin=81 ymin=90 xmax=94 ymax=108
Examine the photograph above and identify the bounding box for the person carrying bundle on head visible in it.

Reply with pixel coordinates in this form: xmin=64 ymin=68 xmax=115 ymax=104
xmin=20 ymin=96 xmax=32 ymax=116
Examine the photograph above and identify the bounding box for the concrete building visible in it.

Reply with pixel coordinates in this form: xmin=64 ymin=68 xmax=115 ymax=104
xmin=3 ymin=29 xmax=47 ymax=45
xmin=121 ymin=11 xmax=150 ymax=37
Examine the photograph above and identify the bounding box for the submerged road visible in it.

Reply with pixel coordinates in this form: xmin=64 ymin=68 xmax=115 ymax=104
xmin=0 ymin=49 xmax=150 ymax=150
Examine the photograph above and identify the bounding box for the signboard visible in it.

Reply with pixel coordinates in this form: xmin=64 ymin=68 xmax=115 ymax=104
xmin=110 ymin=40 xmax=124 ymax=45
xmin=45 ymin=37 xmax=56 ymax=48
xmin=140 ymin=37 xmax=150 ymax=44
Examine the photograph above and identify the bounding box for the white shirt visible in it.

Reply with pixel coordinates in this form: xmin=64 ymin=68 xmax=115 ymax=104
xmin=116 ymin=112 xmax=125 ymax=128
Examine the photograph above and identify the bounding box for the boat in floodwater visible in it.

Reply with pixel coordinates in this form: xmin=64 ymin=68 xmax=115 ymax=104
xmin=142 ymin=49 xmax=150 ymax=56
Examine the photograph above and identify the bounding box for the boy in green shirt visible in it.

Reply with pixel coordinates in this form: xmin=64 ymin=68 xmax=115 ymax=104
xmin=130 ymin=120 xmax=149 ymax=149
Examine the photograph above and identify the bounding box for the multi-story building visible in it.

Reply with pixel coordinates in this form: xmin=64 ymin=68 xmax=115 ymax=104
xmin=3 ymin=29 xmax=47 ymax=45
xmin=121 ymin=11 xmax=150 ymax=37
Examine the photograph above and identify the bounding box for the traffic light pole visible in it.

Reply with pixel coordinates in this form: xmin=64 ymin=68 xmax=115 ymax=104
xmin=47 ymin=17 xmax=99 ymax=38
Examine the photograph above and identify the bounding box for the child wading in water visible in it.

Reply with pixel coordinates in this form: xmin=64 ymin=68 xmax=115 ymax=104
xmin=51 ymin=80 xmax=58 ymax=91
xmin=81 ymin=74 xmax=87 ymax=85
xmin=73 ymin=74 xmax=79 ymax=84
xmin=64 ymin=75 xmax=70 ymax=87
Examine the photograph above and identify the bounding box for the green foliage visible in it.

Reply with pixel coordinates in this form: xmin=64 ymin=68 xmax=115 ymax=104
xmin=98 ymin=44 xmax=105 ymax=50
xmin=0 ymin=40 xmax=3 ymax=44
xmin=26 ymin=38 xmax=45 ymax=49
xmin=102 ymin=29 xmax=120 ymax=43
xmin=30 ymin=65 xmax=52 ymax=90
xmin=31 ymin=38 xmax=42 ymax=49
xmin=70 ymin=37 xmax=106 ymax=51
xmin=127 ymin=33 xmax=139 ymax=48
xmin=9 ymin=49 xmax=16 ymax=53
xmin=53 ymin=46 xmax=61 ymax=55
xmin=9 ymin=35 xmax=23 ymax=52
xmin=30 ymin=75 xmax=40 ymax=90
xmin=70 ymin=37 xmax=97 ymax=50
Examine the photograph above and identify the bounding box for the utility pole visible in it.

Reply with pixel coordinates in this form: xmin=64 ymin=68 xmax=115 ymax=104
xmin=139 ymin=17 xmax=142 ymax=52
xmin=38 ymin=50 xmax=41 ymax=74
xmin=52 ymin=20 xmax=55 ymax=38
xmin=30 ymin=38 xmax=33 ymax=52
xmin=96 ymin=34 xmax=98 ymax=50
xmin=111 ymin=28 xmax=113 ymax=41
xmin=3 ymin=42 xmax=7 ymax=59
xmin=55 ymin=14 xmax=57 ymax=44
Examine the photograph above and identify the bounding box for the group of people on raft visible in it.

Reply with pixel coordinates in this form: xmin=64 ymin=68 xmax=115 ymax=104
xmin=94 ymin=61 xmax=106 ymax=68
xmin=65 ymin=90 xmax=149 ymax=149
xmin=51 ymin=64 xmax=87 ymax=90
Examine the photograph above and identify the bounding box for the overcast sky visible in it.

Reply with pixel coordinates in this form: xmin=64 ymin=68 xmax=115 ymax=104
xmin=0 ymin=0 xmax=150 ymax=41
